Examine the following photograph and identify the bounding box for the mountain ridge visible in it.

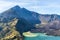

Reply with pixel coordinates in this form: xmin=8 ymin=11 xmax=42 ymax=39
xmin=0 ymin=5 xmax=60 ymax=37
xmin=0 ymin=5 xmax=41 ymax=34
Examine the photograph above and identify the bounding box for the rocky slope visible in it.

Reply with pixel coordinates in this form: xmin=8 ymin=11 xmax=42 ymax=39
xmin=0 ymin=18 xmax=22 ymax=40
xmin=0 ymin=5 xmax=60 ymax=40
xmin=0 ymin=5 xmax=41 ymax=34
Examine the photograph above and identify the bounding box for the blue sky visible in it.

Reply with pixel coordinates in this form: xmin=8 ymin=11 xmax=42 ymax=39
xmin=0 ymin=0 xmax=60 ymax=15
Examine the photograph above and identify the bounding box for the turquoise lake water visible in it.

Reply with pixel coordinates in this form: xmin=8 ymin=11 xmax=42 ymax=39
xmin=24 ymin=33 xmax=60 ymax=40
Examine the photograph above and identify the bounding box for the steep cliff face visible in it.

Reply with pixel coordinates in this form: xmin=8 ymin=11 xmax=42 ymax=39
xmin=34 ymin=14 xmax=60 ymax=36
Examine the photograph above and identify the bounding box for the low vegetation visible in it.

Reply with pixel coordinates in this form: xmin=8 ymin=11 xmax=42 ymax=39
xmin=0 ymin=18 xmax=22 ymax=40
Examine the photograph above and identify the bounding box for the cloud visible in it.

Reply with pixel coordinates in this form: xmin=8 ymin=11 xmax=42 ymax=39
xmin=0 ymin=0 xmax=60 ymax=15
xmin=0 ymin=1 xmax=30 ymax=13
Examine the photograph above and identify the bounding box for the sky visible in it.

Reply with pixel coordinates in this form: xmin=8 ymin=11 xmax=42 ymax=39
xmin=0 ymin=0 xmax=60 ymax=15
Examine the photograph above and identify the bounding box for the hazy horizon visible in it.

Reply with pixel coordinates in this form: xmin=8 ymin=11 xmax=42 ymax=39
xmin=0 ymin=0 xmax=60 ymax=15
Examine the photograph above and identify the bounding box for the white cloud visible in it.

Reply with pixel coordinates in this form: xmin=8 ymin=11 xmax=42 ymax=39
xmin=0 ymin=1 xmax=16 ymax=13
xmin=0 ymin=0 xmax=60 ymax=15
xmin=0 ymin=1 xmax=29 ymax=13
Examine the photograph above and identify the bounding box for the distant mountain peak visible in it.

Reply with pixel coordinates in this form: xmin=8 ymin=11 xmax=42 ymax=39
xmin=10 ymin=5 xmax=21 ymax=11
xmin=12 ymin=5 xmax=20 ymax=8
